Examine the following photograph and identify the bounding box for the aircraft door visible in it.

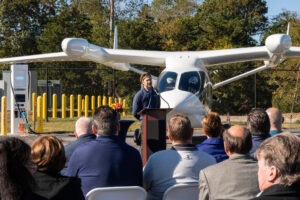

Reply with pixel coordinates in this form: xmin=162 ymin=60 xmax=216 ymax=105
xmin=199 ymin=71 xmax=212 ymax=110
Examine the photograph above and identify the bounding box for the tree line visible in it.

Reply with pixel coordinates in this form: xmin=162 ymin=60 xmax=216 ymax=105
xmin=0 ymin=0 xmax=299 ymax=114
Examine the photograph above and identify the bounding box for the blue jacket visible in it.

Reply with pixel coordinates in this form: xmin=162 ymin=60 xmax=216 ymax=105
xmin=132 ymin=87 xmax=160 ymax=120
xmin=250 ymin=134 xmax=270 ymax=159
xmin=65 ymin=133 xmax=96 ymax=162
xmin=65 ymin=134 xmax=143 ymax=196
xmin=196 ymin=138 xmax=229 ymax=163
xmin=61 ymin=133 xmax=96 ymax=175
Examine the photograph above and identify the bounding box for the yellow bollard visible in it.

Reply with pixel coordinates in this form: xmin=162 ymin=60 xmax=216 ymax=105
xmin=37 ymin=96 xmax=43 ymax=133
xmin=85 ymin=95 xmax=89 ymax=117
xmin=82 ymin=99 xmax=85 ymax=111
xmin=52 ymin=94 xmax=57 ymax=118
xmin=91 ymin=96 xmax=95 ymax=116
xmin=70 ymin=94 xmax=74 ymax=118
xmin=42 ymin=93 xmax=47 ymax=120
xmin=62 ymin=94 xmax=66 ymax=119
xmin=108 ymin=96 xmax=113 ymax=107
xmin=32 ymin=93 xmax=37 ymax=121
xmin=1 ymin=96 xmax=7 ymax=135
xmin=122 ymin=99 xmax=126 ymax=117
xmin=77 ymin=95 xmax=82 ymax=118
xmin=97 ymin=95 xmax=101 ymax=108
xmin=103 ymin=96 xmax=107 ymax=106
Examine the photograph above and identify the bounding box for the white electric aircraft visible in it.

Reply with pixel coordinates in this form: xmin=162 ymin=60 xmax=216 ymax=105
xmin=0 ymin=31 xmax=300 ymax=127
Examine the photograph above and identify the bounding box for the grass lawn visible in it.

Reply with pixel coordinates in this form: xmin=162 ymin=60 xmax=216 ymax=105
xmin=2 ymin=113 xmax=300 ymax=134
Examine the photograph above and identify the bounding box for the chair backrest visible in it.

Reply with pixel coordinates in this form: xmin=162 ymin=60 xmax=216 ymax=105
xmin=163 ymin=184 xmax=199 ymax=200
xmin=86 ymin=186 xmax=147 ymax=200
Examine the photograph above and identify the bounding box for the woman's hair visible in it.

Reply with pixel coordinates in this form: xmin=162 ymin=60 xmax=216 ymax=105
xmin=0 ymin=136 xmax=35 ymax=200
xmin=31 ymin=136 xmax=66 ymax=174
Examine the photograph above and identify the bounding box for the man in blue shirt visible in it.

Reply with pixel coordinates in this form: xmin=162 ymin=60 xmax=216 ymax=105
xmin=196 ymin=112 xmax=228 ymax=163
xmin=132 ymin=72 xmax=160 ymax=145
xmin=132 ymin=72 xmax=160 ymax=120
xmin=266 ymin=107 xmax=284 ymax=136
xmin=66 ymin=106 xmax=143 ymax=196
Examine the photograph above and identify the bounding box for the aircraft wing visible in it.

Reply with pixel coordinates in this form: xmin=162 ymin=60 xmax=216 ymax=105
xmin=0 ymin=52 xmax=86 ymax=64
xmin=191 ymin=46 xmax=269 ymax=67
xmin=0 ymin=34 xmax=299 ymax=69
xmin=285 ymin=47 xmax=300 ymax=58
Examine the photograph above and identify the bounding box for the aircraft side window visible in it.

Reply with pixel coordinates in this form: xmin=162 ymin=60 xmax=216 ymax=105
xmin=157 ymin=71 xmax=177 ymax=93
xmin=179 ymin=71 xmax=201 ymax=94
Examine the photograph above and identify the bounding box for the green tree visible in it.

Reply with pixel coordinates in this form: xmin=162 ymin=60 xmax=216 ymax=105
xmin=0 ymin=0 xmax=60 ymax=57
xmin=149 ymin=0 xmax=200 ymax=50
xmin=37 ymin=6 xmax=99 ymax=96
xmin=193 ymin=0 xmax=269 ymax=113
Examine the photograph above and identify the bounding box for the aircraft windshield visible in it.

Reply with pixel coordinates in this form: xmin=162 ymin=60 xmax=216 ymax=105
xmin=178 ymin=71 xmax=202 ymax=94
xmin=157 ymin=71 xmax=178 ymax=93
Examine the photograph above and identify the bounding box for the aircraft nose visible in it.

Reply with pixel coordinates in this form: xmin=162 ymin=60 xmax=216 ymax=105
xmin=160 ymin=90 xmax=204 ymax=113
xmin=160 ymin=90 xmax=206 ymax=128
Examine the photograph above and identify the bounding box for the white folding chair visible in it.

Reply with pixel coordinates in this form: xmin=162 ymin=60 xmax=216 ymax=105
xmin=163 ymin=184 xmax=199 ymax=200
xmin=86 ymin=186 xmax=147 ymax=200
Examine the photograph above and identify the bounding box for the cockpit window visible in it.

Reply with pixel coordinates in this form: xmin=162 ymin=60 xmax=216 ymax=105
xmin=179 ymin=71 xmax=201 ymax=94
xmin=157 ymin=71 xmax=178 ymax=93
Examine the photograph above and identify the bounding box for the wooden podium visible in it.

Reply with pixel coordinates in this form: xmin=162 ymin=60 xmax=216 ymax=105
xmin=139 ymin=108 xmax=171 ymax=166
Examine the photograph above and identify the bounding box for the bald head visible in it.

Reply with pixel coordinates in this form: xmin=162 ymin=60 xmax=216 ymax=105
xmin=75 ymin=117 xmax=93 ymax=137
xmin=266 ymin=107 xmax=283 ymax=130
xmin=227 ymin=125 xmax=246 ymax=138
xmin=223 ymin=125 xmax=252 ymax=155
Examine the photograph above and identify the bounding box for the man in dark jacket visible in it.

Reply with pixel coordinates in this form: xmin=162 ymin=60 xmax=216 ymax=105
xmin=247 ymin=108 xmax=271 ymax=159
xmin=64 ymin=117 xmax=96 ymax=161
xmin=66 ymin=106 xmax=143 ymax=196
xmin=132 ymin=72 xmax=160 ymax=120
xmin=60 ymin=117 xmax=96 ymax=175
xmin=254 ymin=133 xmax=300 ymax=199
xmin=132 ymin=72 xmax=160 ymax=145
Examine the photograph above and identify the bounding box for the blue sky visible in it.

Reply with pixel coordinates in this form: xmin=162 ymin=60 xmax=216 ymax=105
xmin=267 ymin=0 xmax=300 ymax=18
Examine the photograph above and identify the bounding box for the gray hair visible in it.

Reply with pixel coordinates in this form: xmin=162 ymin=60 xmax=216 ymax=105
xmin=256 ymin=132 xmax=300 ymax=186
xmin=75 ymin=117 xmax=93 ymax=136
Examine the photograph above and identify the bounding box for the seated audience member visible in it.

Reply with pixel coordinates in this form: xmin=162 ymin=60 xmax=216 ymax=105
xmin=266 ymin=107 xmax=284 ymax=136
xmin=254 ymin=133 xmax=300 ymax=199
xmin=31 ymin=136 xmax=84 ymax=200
xmin=199 ymin=125 xmax=259 ymax=200
xmin=61 ymin=117 xmax=95 ymax=174
xmin=0 ymin=137 xmax=44 ymax=200
xmin=196 ymin=112 xmax=228 ymax=162
xmin=247 ymin=108 xmax=270 ymax=159
xmin=66 ymin=105 xmax=143 ymax=196
xmin=144 ymin=114 xmax=216 ymax=200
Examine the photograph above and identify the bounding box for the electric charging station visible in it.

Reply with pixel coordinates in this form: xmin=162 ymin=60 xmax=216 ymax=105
xmin=10 ymin=64 xmax=29 ymax=134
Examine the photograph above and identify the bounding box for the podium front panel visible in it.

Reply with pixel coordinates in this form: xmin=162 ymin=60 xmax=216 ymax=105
xmin=146 ymin=119 xmax=166 ymax=158
xmin=141 ymin=109 xmax=170 ymax=166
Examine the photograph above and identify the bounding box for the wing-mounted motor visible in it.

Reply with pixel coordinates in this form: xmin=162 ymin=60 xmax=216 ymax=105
xmin=265 ymin=34 xmax=292 ymax=67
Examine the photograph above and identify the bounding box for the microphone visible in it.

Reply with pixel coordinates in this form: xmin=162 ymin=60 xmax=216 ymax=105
xmin=153 ymin=88 xmax=170 ymax=109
